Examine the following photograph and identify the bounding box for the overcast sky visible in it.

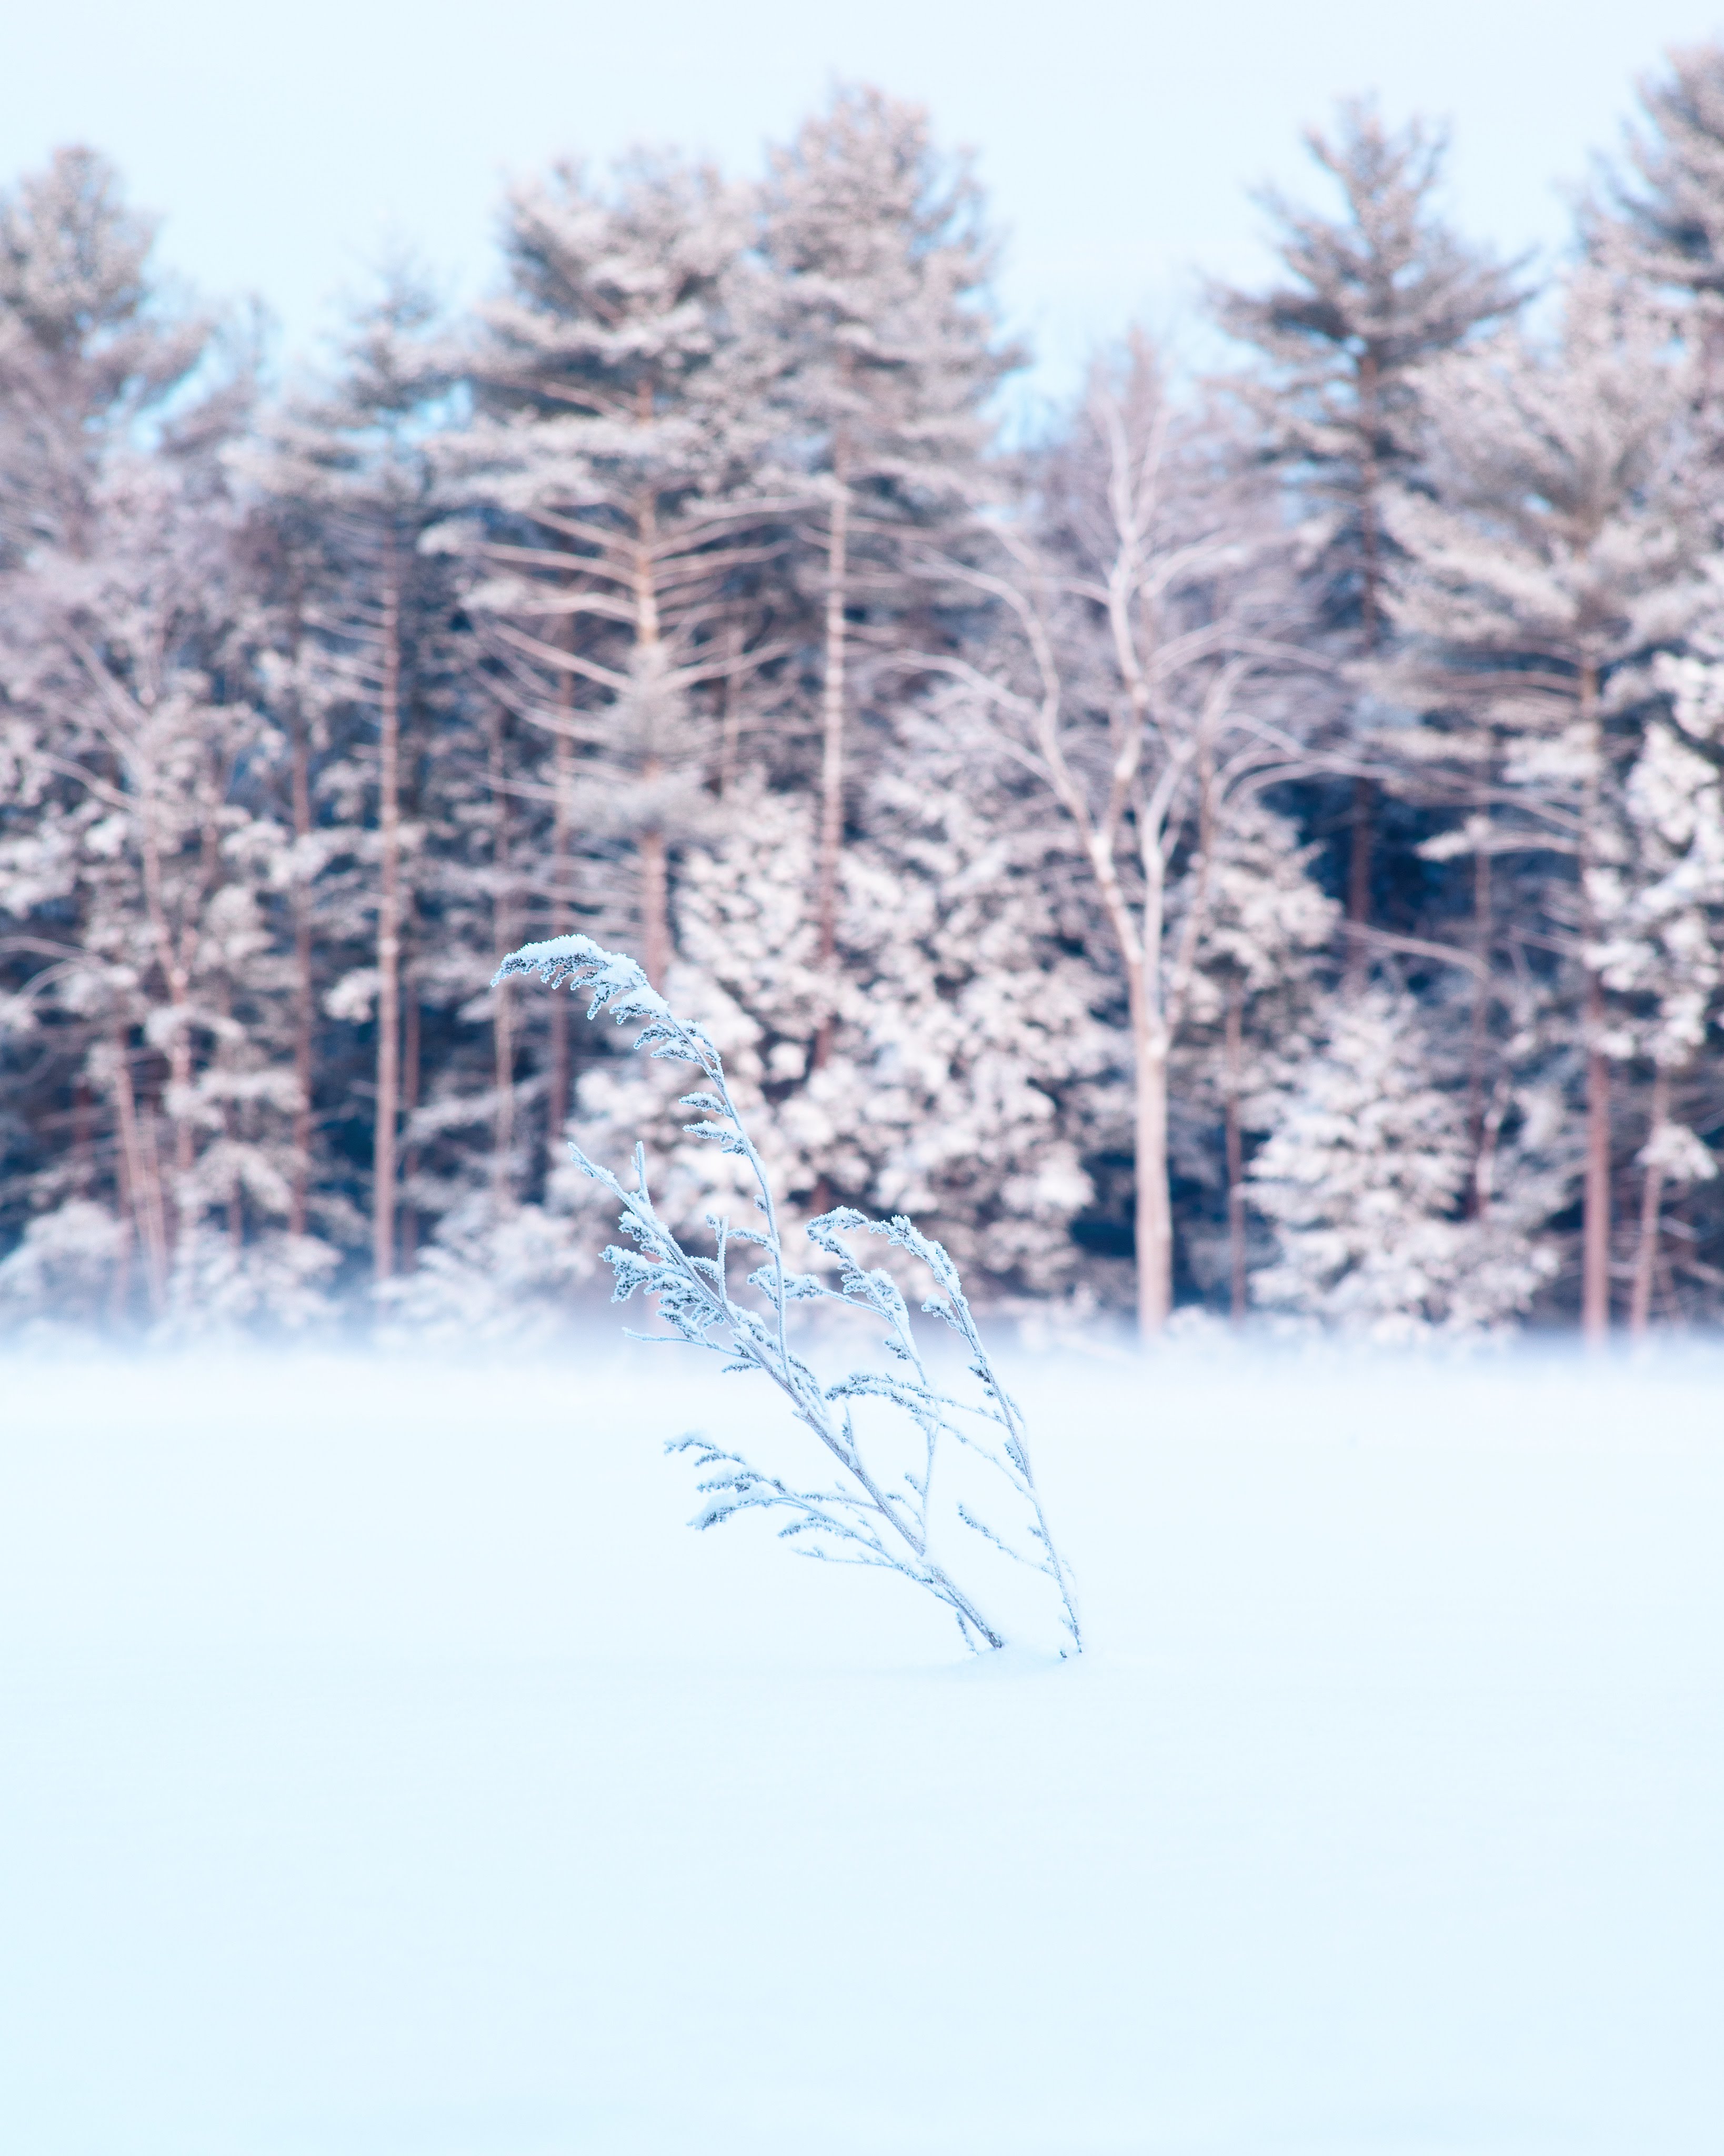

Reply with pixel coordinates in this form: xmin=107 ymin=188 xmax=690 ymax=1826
xmin=6 ymin=0 xmax=1722 ymax=398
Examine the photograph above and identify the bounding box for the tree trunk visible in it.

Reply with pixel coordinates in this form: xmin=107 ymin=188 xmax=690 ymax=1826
xmin=1344 ymin=776 xmax=1375 ymax=991
xmin=400 ymin=975 xmax=419 ymax=1270
xmin=1122 ymin=932 xmax=1172 ymax=1337
xmin=1225 ymin=991 xmax=1247 ymax=1323
xmin=545 ymin=676 xmax=575 ymax=1172
xmin=1466 ymin=819 xmax=1493 ymax=1220
xmin=1344 ymin=348 xmax=1384 ymax=994
xmin=134 ymin=784 xmax=197 ymax=1263
xmin=373 ymin=528 xmax=403 ymax=1287
xmin=1357 ymin=350 xmax=1383 ymax=657
xmin=167 ymin=991 xmax=195 ymax=1225
xmin=1583 ymin=999 xmax=1612 ymax=1345
xmin=290 ymin=717 xmax=314 ymax=1240
xmin=1628 ymin=1065 xmax=1670 ymax=1340
xmin=1134 ymin=1019 xmax=1172 ymax=1338
xmin=811 ymin=463 xmax=850 ymax=1071
xmin=137 ymin=1108 xmax=168 ymax=1308
xmin=228 ymin=1127 xmax=244 ymax=1256
xmin=490 ymin=700 xmax=517 ymax=1213
xmin=111 ymin=1026 xmax=166 ymax=1316
xmin=71 ymin=1080 xmax=93 ymax=1196
xmin=630 ymin=491 xmax=670 ymax=987
xmin=638 ymin=823 xmax=668 ymax=987
xmin=1578 ymin=659 xmax=1609 ymax=1345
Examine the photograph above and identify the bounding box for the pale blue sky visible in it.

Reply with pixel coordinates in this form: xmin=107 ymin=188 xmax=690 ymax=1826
xmin=6 ymin=0 xmax=1722 ymax=397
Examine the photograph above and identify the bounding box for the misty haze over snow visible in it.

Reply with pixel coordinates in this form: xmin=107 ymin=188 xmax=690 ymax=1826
xmin=3 ymin=1345 xmax=1720 ymax=2153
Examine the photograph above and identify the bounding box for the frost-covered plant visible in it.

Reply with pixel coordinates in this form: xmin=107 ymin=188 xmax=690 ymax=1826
xmin=494 ymin=933 xmax=1081 ymax=1654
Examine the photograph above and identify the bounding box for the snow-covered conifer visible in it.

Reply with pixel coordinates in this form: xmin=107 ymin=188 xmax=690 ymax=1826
xmin=0 ymin=452 xmax=325 ymax=1327
xmin=1210 ymin=99 xmax=1527 ymax=961
xmin=0 ymin=146 xmax=205 ymax=564
xmin=440 ymin=156 xmax=780 ymax=1003
xmin=0 ymin=150 xmax=328 ymax=1327
xmin=761 ymin=88 xmax=1016 ymax=1060
xmin=240 ymin=270 xmax=463 ymax=1289
xmin=1595 ymin=652 xmax=1724 ymax=1329
xmin=1250 ymin=985 xmax=1551 ymax=1337
xmin=1382 ymin=270 xmax=1704 ymax=1336
xmin=1589 ymin=41 xmax=1724 ymax=318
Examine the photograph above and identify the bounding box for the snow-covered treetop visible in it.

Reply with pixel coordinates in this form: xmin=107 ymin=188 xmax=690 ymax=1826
xmin=762 ymin=85 xmax=1017 ymax=510
xmin=237 ymin=267 xmax=448 ymax=523
xmin=1211 ymin=97 xmax=1528 ymax=429
xmin=0 ymin=146 xmax=204 ymax=407
xmin=1593 ymin=42 xmax=1724 ymax=306
xmin=1385 ymin=270 xmax=1702 ymax=705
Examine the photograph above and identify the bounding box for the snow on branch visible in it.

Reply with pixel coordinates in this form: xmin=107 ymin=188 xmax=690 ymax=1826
xmin=493 ymin=933 xmax=1081 ymax=1654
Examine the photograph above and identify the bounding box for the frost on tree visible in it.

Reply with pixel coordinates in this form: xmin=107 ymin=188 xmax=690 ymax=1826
xmin=548 ymin=760 xmax=1110 ymax=1317
xmin=438 ymin=156 xmax=780 ymax=998
xmin=1250 ymin=986 xmax=1553 ymax=1339
xmin=12 ymin=71 xmax=1724 ymax=1343
xmin=1595 ymin=654 xmax=1724 ymax=1330
xmin=1209 ymin=98 xmax=1528 ymax=969
xmin=761 ymin=87 xmax=1014 ymax=1064
xmin=0 ymin=151 xmax=336 ymax=1333
xmin=495 ymin=932 xmax=1081 ymax=1655
xmin=1381 ymin=270 xmax=1703 ymax=1339
xmin=943 ymin=336 xmax=1334 ymax=1338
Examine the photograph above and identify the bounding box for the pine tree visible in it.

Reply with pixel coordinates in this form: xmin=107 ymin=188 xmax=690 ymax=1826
xmin=0 ymin=148 xmax=322 ymax=1327
xmin=1596 ymin=652 xmax=1724 ymax=1330
xmin=1590 ymin=41 xmax=1724 ymax=320
xmin=0 ymin=447 xmax=326 ymax=1326
xmin=1210 ymin=99 xmax=1527 ymax=972
xmin=240 ymin=270 xmax=458 ymax=1290
xmin=0 ymin=146 xmax=205 ymax=565
xmin=441 ymin=155 xmax=780 ymax=1004
xmin=761 ymin=87 xmax=1016 ymax=1064
xmin=1167 ymin=798 xmax=1339 ymax=1320
xmin=1381 ymin=270 xmax=1704 ymax=1339
xmin=1250 ymin=985 xmax=1551 ymax=1337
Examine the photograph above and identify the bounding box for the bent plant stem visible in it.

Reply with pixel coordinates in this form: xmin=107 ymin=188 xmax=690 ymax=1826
xmin=493 ymin=933 xmax=1076 ymax=1654
xmin=605 ymin=1155 xmax=1005 ymax=1648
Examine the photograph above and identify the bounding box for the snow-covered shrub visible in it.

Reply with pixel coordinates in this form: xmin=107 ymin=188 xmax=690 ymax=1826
xmin=155 ymin=1224 xmax=340 ymax=1340
xmin=376 ymin=1188 xmax=596 ymax=1343
xmin=0 ymin=1201 xmax=127 ymax=1329
xmin=1250 ymin=986 xmax=1553 ymax=1340
xmin=495 ymin=933 xmax=1082 ymax=1654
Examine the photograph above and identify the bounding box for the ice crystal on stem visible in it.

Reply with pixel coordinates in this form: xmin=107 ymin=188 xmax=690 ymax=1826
xmin=494 ymin=933 xmax=1081 ymax=1654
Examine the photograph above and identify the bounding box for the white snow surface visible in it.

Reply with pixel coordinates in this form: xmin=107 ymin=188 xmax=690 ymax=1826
xmin=2 ymin=1343 xmax=1720 ymax=2155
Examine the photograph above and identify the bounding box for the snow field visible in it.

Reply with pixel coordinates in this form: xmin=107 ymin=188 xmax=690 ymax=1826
xmin=1 ymin=1346 xmax=1720 ymax=2154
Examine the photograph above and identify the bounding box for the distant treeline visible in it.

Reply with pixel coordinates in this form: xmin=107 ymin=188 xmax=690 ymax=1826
xmin=3 ymin=58 xmax=1723 ymax=1341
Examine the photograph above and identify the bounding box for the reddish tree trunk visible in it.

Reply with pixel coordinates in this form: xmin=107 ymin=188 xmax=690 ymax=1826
xmin=1582 ymin=978 xmax=1612 ymax=1345
xmin=373 ymin=531 xmax=403 ymax=1286
xmin=1225 ymin=992 xmax=1247 ymax=1323
xmin=1578 ymin=660 xmax=1609 ymax=1345
xmin=1628 ymin=1065 xmax=1670 ymax=1340
xmin=1344 ymin=348 xmax=1384 ymax=993
xmin=490 ymin=702 xmax=518 ymax=1211
xmin=290 ymin=718 xmax=314 ymax=1240
xmin=400 ymin=980 xmax=419 ymax=1271
xmin=811 ymin=466 xmax=850 ymax=1070
xmin=545 ymin=692 xmax=575 ymax=1167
